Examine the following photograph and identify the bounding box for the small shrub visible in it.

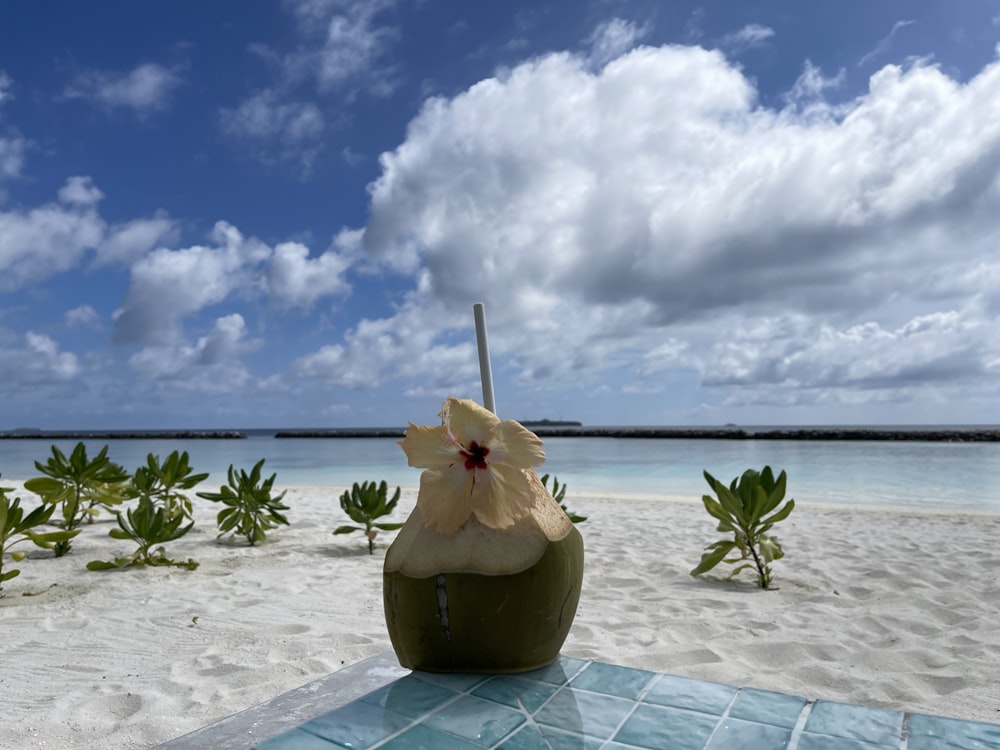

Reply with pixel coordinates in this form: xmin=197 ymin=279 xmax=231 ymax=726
xmin=24 ymin=443 xmax=130 ymax=556
xmin=128 ymin=450 xmax=208 ymax=522
xmin=1 ymin=479 xmax=81 ymax=596
xmin=87 ymin=496 xmax=198 ymax=572
xmin=691 ymin=466 xmax=795 ymax=590
xmin=540 ymin=473 xmax=587 ymax=523
xmin=333 ymin=481 xmax=404 ymax=554
xmin=196 ymin=459 xmax=289 ymax=545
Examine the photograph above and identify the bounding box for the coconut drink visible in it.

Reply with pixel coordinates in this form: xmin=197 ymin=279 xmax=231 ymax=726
xmin=384 ymin=395 xmax=584 ymax=673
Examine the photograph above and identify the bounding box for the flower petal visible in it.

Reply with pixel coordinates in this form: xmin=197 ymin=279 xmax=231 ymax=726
xmin=399 ymin=423 xmax=459 ymax=469
xmin=487 ymin=419 xmax=546 ymax=469
xmin=470 ymin=465 xmax=534 ymax=529
xmin=443 ymin=397 xmax=497 ymax=447
xmin=418 ymin=466 xmax=475 ymax=534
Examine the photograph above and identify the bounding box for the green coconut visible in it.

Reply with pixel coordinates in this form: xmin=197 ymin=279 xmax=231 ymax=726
xmin=383 ymin=470 xmax=584 ymax=673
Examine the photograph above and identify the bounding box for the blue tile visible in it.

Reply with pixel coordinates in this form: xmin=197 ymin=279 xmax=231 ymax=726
xmin=534 ymin=687 xmax=635 ymax=739
xmin=570 ymin=662 xmax=656 ymax=700
xmin=426 ymin=694 xmax=526 ymax=746
xmin=907 ymin=713 xmax=1000 ymax=750
xmin=376 ymin=723 xmax=483 ymax=749
xmin=796 ymin=733 xmax=897 ymax=750
xmin=360 ymin=674 xmax=459 ymax=719
xmin=803 ymin=700 xmax=903 ymax=746
xmin=705 ymin=717 xmax=792 ymax=749
xmin=614 ymin=703 xmax=719 ymax=750
xmin=473 ymin=676 xmax=558 ymax=713
xmin=498 ymin=723 xmax=603 ymax=749
xmin=643 ymin=674 xmax=737 ymax=715
xmin=255 ymin=728 xmax=340 ymax=749
xmin=729 ymin=688 xmax=806 ymax=729
xmin=519 ymin=656 xmax=588 ymax=685
xmin=411 ymin=670 xmax=490 ymax=692
xmin=302 ymin=700 xmax=411 ymax=749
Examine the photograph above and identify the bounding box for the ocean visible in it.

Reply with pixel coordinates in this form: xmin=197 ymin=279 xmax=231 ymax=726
xmin=2 ymin=430 xmax=1000 ymax=512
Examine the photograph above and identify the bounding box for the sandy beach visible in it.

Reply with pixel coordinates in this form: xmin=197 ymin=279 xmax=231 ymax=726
xmin=1 ymin=484 xmax=998 ymax=749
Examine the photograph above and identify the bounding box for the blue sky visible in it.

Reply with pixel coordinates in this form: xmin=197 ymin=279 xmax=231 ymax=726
xmin=2 ymin=1 xmax=1000 ymax=429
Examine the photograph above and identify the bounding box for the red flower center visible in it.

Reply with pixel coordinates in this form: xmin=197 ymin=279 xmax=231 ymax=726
xmin=460 ymin=441 xmax=489 ymax=470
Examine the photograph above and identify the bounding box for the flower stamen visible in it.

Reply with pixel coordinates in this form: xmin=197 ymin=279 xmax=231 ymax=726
xmin=460 ymin=441 xmax=489 ymax=471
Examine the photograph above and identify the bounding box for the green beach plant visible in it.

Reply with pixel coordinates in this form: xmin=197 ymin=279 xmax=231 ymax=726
xmin=333 ymin=480 xmax=404 ymax=554
xmin=24 ymin=443 xmax=130 ymax=556
xmin=540 ymin=473 xmax=587 ymax=524
xmin=691 ymin=466 xmax=794 ymax=590
xmin=128 ymin=450 xmax=209 ymax=522
xmin=196 ymin=459 xmax=289 ymax=545
xmin=86 ymin=496 xmax=198 ymax=572
xmin=1 ymin=479 xmax=81 ymax=595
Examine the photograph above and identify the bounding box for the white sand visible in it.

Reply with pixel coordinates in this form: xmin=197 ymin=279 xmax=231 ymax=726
xmin=1 ymin=484 xmax=999 ymax=749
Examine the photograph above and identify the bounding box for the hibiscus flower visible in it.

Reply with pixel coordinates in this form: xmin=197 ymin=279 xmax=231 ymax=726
xmin=399 ymin=397 xmax=546 ymax=534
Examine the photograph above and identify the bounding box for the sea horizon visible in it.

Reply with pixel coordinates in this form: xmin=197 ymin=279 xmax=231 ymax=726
xmin=3 ymin=429 xmax=1000 ymax=512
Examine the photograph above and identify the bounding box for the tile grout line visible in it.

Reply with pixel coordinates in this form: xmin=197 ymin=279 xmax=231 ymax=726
xmin=596 ymin=669 xmax=665 ymax=750
xmin=699 ymin=688 xmax=741 ymax=749
xmin=367 ymin=673 xmax=488 ymax=749
xmin=786 ymin=699 xmax=815 ymax=750
xmin=487 ymin=658 xmax=594 ymax=750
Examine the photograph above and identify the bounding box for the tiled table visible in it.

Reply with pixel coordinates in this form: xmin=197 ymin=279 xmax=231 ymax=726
xmin=158 ymin=653 xmax=1000 ymax=750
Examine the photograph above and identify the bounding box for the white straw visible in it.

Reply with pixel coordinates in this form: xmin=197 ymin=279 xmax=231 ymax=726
xmin=473 ymin=302 xmax=496 ymax=414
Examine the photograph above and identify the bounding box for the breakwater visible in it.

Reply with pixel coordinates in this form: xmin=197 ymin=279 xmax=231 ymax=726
xmin=0 ymin=431 xmax=247 ymax=440
xmin=273 ymin=428 xmax=1000 ymax=442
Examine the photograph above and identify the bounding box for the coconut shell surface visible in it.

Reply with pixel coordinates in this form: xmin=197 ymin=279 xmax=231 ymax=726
xmin=384 ymin=524 xmax=584 ymax=673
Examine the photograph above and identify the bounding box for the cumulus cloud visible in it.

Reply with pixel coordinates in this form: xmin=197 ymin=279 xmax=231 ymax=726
xmin=65 ymin=305 xmax=102 ymax=330
xmin=265 ymin=241 xmax=352 ymax=309
xmin=25 ymin=332 xmax=80 ymax=380
xmin=0 ymin=178 xmax=105 ymax=291
xmin=295 ymin=298 xmax=478 ymax=390
xmin=58 ymin=176 xmax=104 ymax=206
xmin=96 ymin=212 xmax=179 ymax=266
xmin=64 ymin=62 xmax=183 ymax=117
xmin=0 ymin=177 xmax=178 ymax=291
xmin=128 ymin=313 xmax=257 ymax=390
xmin=335 ymin=43 xmax=1000 ymax=407
xmin=113 ymin=222 xmax=269 ymax=346
xmin=113 ymin=221 xmax=353 ymax=346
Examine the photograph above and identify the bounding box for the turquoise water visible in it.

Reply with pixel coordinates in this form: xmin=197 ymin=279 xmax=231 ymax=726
xmin=2 ymin=435 xmax=1000 ymax=511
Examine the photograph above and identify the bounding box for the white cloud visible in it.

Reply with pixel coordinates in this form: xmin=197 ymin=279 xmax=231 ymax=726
xmin=219 ymin=90 xmax=325 ymax=174
xmin=58 ymin=176 xmax=104 ymax=206
xmin=858 ymin=20 xmax=916 ymax=68
xmin=114 ymin=221 xmax=353 ymax=345
xmin=65 ymin=62 xmax=183 ymax=117
xmin=128 ymin=314 xmax=259 ymax=392
xmin=0 ymin=71 xmax=27 ymax=186
xmin=220 ymin=91 xmax=325 ymax=142
xmin=719 ymin=23 xmax=775 ymax=53
xmin=25 ymin=332 xmax=80 ymax=379
xmin=113 ymin=222 xmax=269 ymax=345
xmin=266 ymin=241 xmax=352 ymax=309
xmin=784 ymin=61 xmax=846 ymax=109
xmin=587 ymin=18 xmax=649 ymax=68
xmin=65 ymin=305 xmax=102 ymax=330
xmin=0 ymin=179 xmax=105 ymax=292
xmin=96 ymin=212 xmax=179 ymax=266
xmin=337 ymin=43 xmax=1000 ymax=406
